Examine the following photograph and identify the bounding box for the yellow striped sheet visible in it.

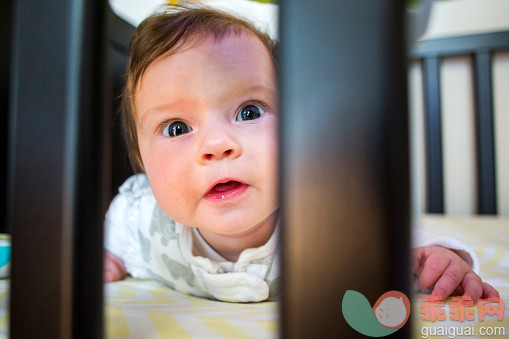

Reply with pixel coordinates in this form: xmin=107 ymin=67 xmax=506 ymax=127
xmin=200 ymin=316 xmax=254 ymax=338
xmin=147 ymin=312 xmax=191 ymax=339
xmin=0 ymin=215 xmax=507 ymax=338
xmin=105 ymin=307 xmax=130 ymax=339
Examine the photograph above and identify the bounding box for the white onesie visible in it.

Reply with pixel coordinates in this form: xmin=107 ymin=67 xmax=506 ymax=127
xmin=105 ymin=174 xmax=479 ymax=302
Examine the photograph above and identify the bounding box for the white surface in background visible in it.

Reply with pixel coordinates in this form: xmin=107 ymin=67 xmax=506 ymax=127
xmin=421 ymin=0 xmax=509 ymax=40
xmin=109 ymin=0 xmax=165 ymax=27
xmin=409 ymin=61 xmax=427 ymax=215
xmin=201 ymin=0 xmax=278 ymax=39
xmin=109 ymin=0 xmax=278 ymax=39
xmin=440 ymin=57 xmax=477 ymax=215
xmin=493 ymin=52 xmax=509 ymax=215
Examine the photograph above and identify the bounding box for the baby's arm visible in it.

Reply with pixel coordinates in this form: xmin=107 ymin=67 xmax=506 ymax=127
xmin=103 ymin=174 xmax=154 ymax=284
xmin=104 ymin=249 xmax=127 ymax=283
xmin=412 ymin=246 xmax=499 ymax=301
xmin=103 ymin=179 xmax=132 ymax=284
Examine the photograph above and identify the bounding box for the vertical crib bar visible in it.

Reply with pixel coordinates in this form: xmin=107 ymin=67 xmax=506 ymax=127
xmin=473 ymin=52 xmax=497 ymax=215
xmin=9 ymin=0 xmax=108 ymax=338
xmin=0 ymin=0 xmax=13 ymax=234
xmin=73 ymin=2 xmax=109 ymax=339
xmin=423 ymin=57 xmax=444 ymax=213
xmin=279 ymin=0 xmax=410 ymax=337
xmin=9 ymin=1 xmax=76 ymax=336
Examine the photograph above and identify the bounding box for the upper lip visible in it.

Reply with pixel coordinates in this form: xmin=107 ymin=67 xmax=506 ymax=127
xmin=205 ymin=178 xmax=246 ymax=196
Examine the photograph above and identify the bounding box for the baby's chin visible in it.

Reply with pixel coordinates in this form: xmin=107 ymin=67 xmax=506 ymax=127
xmin=194 ymin=218 xmax=264 ymax=236
xmin=192 ymin=211 xmax=277 ymax=236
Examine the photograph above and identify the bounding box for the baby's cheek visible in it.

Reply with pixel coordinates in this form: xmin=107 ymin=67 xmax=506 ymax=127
xmin=146 ymin=169 xmax=184 ymax=212
xmin=154 ymin=190 xmax=189 ymax=224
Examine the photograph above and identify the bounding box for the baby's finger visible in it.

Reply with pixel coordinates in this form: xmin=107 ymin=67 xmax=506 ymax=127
xmin=461 ymin=272 xmax=483 ymax=302
xmin=430 ymin=265 xmax=462 ymax=299
xmin=480 ymin=282 xmax=499 ymax=299
xmin=417 ymin=255 xmax=449 ymax=290
xmin=452 ymin=284 xmax=464 ymax=296
xmin=412 ymin=247 xmax=425 ymax=274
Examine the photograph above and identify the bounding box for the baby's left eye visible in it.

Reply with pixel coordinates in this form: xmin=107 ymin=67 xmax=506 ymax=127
xmin=236 ymin=104 xmax=265 ymax=121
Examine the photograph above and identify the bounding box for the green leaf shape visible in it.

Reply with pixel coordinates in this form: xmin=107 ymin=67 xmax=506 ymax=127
xmin=342 ymin=290 xmax=399 ymax=337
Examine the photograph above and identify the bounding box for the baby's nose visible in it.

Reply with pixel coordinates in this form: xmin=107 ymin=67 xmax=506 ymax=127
xmin=197 ymin=131 xmax=242 ymax=164
xmin=203 ymin=148 xmax=235 ymax=161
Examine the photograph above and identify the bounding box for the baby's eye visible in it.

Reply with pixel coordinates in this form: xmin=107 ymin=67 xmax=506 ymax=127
xmin=162 ymin=121 xmax=192 ymax=137
xmin=236 ymin=104 xmax=265 ymax=121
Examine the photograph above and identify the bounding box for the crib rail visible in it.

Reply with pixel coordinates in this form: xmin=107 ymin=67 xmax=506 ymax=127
xmin=410 ymin=31 xmax=509 ymax=214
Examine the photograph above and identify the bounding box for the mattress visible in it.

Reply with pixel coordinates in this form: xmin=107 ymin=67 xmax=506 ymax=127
xmin=104 ymin=279 xmax=278 ymax=338
xmin=0 ymin=215 xmax=507 ymax=338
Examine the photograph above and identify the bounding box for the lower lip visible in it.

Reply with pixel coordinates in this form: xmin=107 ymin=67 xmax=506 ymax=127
xmin=204 ymin=183 xmax=248 ymax=202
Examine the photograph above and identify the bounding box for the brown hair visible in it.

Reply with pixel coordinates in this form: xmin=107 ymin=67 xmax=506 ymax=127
xmin=121 ymin=4 xmax=277 ymax=172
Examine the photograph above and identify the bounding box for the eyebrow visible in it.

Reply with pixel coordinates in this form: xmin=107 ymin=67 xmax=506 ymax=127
xmin=138 ymin=101 xmax=182 ymax=132
xmin=137 ymin=84 xmax=276 ymax=131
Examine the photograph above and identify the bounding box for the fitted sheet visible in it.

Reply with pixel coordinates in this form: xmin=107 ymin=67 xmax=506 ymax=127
xmin=104 ymin=279 xmax=278 ymax=338
xmin=106 ymin=215 xmax=509 ymax=338
xmin=0 ymin=215 xmax=507 ymax=338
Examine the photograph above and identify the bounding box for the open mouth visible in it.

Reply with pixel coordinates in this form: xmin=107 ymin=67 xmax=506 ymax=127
xmin=204 ymin=180 xmax=248 ymax=201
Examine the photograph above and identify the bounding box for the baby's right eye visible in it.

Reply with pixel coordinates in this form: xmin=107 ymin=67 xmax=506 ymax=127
xmin=162 ymin=121 xmax=192 ymax=137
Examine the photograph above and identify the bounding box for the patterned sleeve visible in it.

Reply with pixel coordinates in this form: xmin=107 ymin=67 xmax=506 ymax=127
xmin=104 ymin=188 xmax=130 ymax=261
xmin=104 ymin=174 xmax=153 ymax=266
xmin=104 ymin=174 xmax=157 ymax=280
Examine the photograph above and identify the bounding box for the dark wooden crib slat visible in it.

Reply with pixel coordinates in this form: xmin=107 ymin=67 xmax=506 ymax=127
xmin=9 ymin=1 xmax=110 ymax=338
xmin=474 ymin=52 xmax=497 ymax=214
xmin=423 ymin=57 xmax=444 ymax=213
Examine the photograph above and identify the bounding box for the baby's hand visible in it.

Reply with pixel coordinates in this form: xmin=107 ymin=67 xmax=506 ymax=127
xmin=412 ymin=246 xmax=499 ymax=301
xmin=104 ymin=250 xmax=127 ymax=283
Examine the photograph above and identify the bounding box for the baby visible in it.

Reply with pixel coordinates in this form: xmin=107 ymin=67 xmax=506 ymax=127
xmin=104 ymin=4 xmax=498 ymax=303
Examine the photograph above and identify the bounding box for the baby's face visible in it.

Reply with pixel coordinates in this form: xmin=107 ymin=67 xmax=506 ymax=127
xmin=135 ymin=32 xmax=278 ymax=236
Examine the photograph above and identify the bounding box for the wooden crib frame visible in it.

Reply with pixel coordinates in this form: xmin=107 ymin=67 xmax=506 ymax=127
xmin=10 ymin=0 xmax=486 ymax=337
xmin=410 ymin=31 xmax=509 ymax=214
